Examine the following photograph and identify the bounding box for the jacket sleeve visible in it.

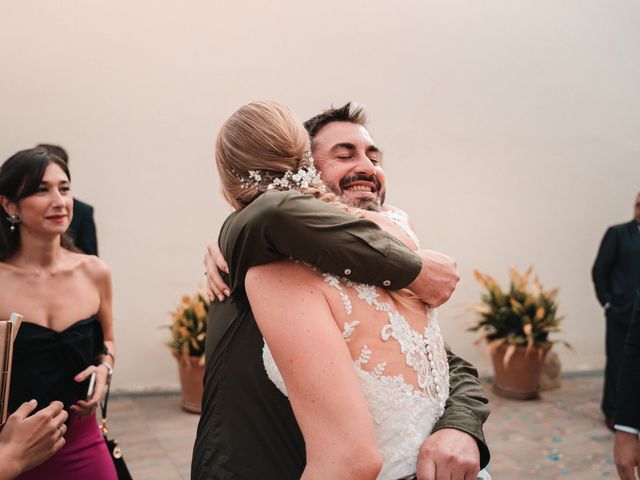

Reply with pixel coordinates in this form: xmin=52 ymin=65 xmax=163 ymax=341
xmin=432 ymin=347 xmax=491 ymax=469
xmin=591 ymin=227 xmax=617 ymax=307
xmin=615 ymin=290 xmax=640 ymax=430
xmin=78 ymin=206 xmax=98 ymax=256
xmin=222 ymin=190 xmax=422 ymax=291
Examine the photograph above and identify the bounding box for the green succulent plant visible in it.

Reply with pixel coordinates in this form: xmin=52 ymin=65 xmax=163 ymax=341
xmin=469 ymin=267 xmax=571 ymax=355
xmin=167 ymin=292 xmax=209 ymax=367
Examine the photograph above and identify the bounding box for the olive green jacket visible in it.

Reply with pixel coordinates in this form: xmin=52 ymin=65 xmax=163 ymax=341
xmin=193 ymin=191 xmax=489 ymax=479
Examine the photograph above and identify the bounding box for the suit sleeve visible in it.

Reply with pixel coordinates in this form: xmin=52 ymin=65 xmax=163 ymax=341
xmin=222 ymin=190 xmax=422 ymax=291
xmin=432 ymin=347 xmax=491 ymax=468
xmin=591 ymin=227 xmax=617 ymax=307
xmin=77 ymin=206 xmax=98 ymax=256
xmin=615 ymin=290 xmax=640 ymax=430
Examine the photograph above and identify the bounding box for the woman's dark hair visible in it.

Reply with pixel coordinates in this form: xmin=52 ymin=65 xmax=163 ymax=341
xmin=0 ymin=147 xmax=75 ymax=260
xmin=36 ymin=144 xmax=69 ymax=164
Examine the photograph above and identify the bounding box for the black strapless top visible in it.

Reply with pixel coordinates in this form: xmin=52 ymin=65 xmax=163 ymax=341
xmin=9 ymin=316 xmax=106 ymax=415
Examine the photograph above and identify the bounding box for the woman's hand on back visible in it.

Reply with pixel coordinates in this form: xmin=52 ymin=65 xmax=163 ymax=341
xmin=204 ymin=241 xmax=230 ymax=302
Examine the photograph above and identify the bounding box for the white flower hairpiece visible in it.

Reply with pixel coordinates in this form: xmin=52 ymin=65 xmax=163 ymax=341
xmin=232 ymin=151 xmax=325 ymax=192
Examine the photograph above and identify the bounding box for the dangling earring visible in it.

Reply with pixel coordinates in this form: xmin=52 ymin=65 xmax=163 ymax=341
xmin=7 ymin=214 xmax=20 ymax=233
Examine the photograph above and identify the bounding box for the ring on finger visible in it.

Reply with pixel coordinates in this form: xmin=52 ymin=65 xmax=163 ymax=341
xmin=58 ymin=425 xmax=65 ymax=436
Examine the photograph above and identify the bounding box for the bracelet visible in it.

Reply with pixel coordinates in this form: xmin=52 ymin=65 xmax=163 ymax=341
xmin=104 ymin=350 xmax=115 ymax=365
xmin=100 ymin=361 xmax=114 ymax=377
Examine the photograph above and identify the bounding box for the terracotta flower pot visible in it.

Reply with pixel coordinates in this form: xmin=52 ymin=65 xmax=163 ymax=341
xmin=490 ymin=343 xmax=551 ymax=400
xmin=175 ymin=355 xmax=204 ymax=414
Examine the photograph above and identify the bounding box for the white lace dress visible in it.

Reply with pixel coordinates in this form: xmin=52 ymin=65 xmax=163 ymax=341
xmin=262 ymin=208 xmax=490 ymax=480
xmin=263 ymin=273 xmax=449 ymax=479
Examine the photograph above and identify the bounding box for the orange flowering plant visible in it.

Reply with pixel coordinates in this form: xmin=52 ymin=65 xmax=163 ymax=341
xmin=469 ymin=267 xmax=571 ymax=357
xmin=167 ymin=291 xmax=209 ymax=367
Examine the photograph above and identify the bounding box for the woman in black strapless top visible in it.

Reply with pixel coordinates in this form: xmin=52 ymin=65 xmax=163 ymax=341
xmin=0 ymin=148 xmax=117 ymax=479
xmin=9 ymin=317 xmax=106 ymax=416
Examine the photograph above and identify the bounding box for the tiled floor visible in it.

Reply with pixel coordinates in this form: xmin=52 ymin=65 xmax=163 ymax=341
xmin=108 ymin=394 xmax=199 ymax=480
xmin=109 ymin=374 xmax=618 ymax=479
xmin=482 ymin=375 xmax=617 ymax=479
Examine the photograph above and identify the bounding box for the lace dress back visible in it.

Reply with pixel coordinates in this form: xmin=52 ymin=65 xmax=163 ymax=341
xmin=381 ymin=208 xmax=421 ymax=248
xmin=263 ymin=269 xmax=450 ymax=479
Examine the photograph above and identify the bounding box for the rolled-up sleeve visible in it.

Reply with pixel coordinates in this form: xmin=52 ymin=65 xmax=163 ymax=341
xmin=221 ymin=190 xmax=421 ymax=291
xmin=432 ymin=347 xmax=491 ymax=468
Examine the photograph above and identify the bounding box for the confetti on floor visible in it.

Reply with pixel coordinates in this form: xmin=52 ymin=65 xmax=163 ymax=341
xmin=483 ymin=375 xmax=617 ymax=479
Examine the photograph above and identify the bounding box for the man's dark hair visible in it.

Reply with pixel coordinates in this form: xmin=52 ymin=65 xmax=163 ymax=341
xmin=303 ymin=102 xmax=368 ymax=139
xmin=36 ymin=144 xmax=69 ymax=164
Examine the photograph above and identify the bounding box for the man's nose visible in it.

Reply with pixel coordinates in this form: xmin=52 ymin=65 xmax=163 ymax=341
xmin=353 ymin=153 xmax=376 ymax=176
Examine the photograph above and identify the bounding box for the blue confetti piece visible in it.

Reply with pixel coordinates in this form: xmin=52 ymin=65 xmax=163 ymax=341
xmin=549 ymin=453 xmax=560 ymax=462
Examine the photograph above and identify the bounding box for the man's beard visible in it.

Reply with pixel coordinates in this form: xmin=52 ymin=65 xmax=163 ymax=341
xmin=325 ymin=174 xmax=383 ymax=212
xmin=344 ymin=193 xmax=382 ymax=212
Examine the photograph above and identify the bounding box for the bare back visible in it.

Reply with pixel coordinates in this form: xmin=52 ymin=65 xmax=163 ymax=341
xmin=246 ymin=205 xmax=450 ymax=479
xmin=261 ymin=261 xmax=449 ymax=397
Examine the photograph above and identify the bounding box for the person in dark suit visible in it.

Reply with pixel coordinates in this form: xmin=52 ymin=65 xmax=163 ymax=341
xmin=67 ymin=199 xmax=98 ymax=256
xmin=613 ymin=289 xmax=640 ymax=480
xmin=36 ymin=144 xmax=98 ymax=256
xmin=592 ymin=192 xmax=640 ymax=429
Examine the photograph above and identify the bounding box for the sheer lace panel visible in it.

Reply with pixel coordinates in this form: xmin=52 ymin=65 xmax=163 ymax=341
xmin=323 ymin=274 xmax=449 ymax=407
xmin=381 ymin=208 xmax=421 ymax=248
xmin=262 ymin=270 xmax=450 ymax=479
xmin=261 ymin=208 xmax=452 ymax=479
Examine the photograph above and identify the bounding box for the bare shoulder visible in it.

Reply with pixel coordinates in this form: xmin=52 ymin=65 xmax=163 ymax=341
xmin=247 ymin=260 xmax=322 ymax=289
xmin=383 ymin=204 xmax=416 ymax=228
xmin=0 ymin=261 xmax=17 ymax=275
xmin=383 ymin=204 xmax=409 ymax=217
xmin=71 ymin=253 xmax=111 ymax=284
xmin=0 ymin=262 xmax=18 ymax=287
xmin=382 ymin=204 xmax=408 ymax=216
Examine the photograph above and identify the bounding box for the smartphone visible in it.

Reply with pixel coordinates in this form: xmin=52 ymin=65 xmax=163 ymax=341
xmin=86 ymin=371 xmax=97 ymax=401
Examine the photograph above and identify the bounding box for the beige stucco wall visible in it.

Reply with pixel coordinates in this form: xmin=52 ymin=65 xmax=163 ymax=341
xmin=1 ymin=0 xmax=639 ymax=390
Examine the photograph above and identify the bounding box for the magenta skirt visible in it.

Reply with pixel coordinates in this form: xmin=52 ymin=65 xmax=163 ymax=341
xmin=17 ymin=412 xmax=117 ymax=480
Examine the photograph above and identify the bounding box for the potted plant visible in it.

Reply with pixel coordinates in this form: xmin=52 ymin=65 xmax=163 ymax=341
xmin=469 ymin=267 xmax=570 ymax=399
xmin=167 ymin=291 xmax=209 ymax=413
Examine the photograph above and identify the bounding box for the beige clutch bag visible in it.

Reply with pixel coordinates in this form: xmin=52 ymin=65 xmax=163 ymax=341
xmin=0 ymin=312 xmax=23 ymax=425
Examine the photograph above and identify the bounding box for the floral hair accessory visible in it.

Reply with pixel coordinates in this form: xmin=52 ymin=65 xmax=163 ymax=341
xmin=233 ymin=151 xmax=325 ymax=192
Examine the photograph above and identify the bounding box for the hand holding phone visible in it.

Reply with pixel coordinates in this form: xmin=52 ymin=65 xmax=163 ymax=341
xmin=86 ymin=371 xmax=97 ymax=401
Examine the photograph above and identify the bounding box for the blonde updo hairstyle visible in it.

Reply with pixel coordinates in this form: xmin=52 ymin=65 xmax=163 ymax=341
xmin=216 ymin=101 xmax=339 ymax=210
xmin=216 ymin=101 xmax=419 ymax=308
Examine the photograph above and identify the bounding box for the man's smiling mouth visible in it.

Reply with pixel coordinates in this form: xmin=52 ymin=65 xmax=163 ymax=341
xmin=344 ymin=184 xmax=375 ymax=192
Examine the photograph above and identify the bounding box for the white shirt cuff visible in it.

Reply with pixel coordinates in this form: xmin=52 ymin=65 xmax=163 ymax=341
xmin=614 ymin=424 xmax=640 ymax=435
